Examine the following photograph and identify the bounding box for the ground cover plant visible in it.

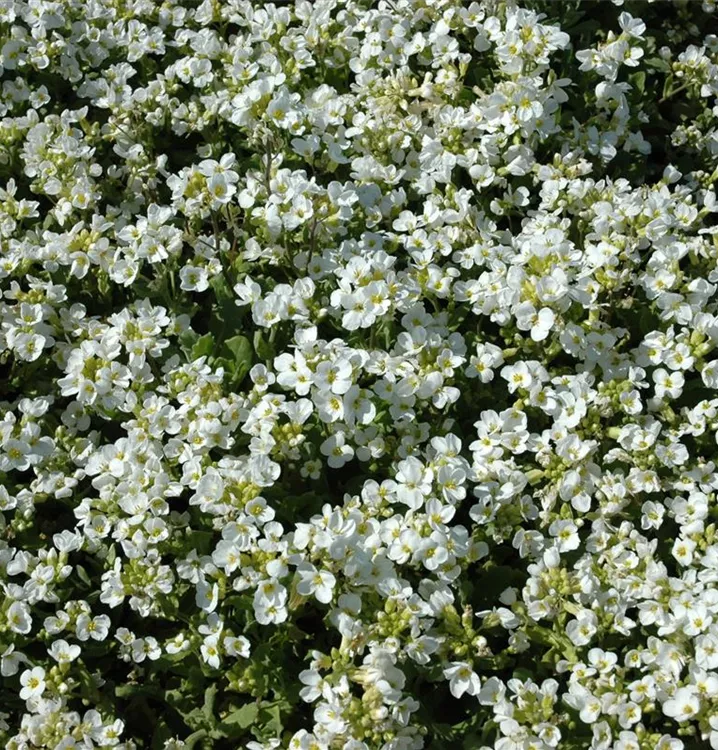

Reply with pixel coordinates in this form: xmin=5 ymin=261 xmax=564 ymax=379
xmin=1 ymin=0 xmax=718 ymax=747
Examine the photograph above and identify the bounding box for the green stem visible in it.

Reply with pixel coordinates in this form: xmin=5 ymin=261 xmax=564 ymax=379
xmin=659 ymin=81 xmax=691 ymax=104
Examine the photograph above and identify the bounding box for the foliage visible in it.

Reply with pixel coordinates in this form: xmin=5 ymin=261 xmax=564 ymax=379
xmin=1 ymin=0 xmax=718 ymax=748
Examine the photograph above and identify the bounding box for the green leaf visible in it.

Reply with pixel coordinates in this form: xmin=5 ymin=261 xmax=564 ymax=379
xmin=222 ymin=334 xmax=253 ymax=386
xmin=182 ymin=707 xmax=208 ymax=732
xmin=462 ymin=731 xmax=484 ymax=750
xmin=179 ymin=329 xmax=200 ymax=358
xmin=151 ymin=718 xmax=173 ymax=750
xmin=253 ymin=330 xmax=276 ymax=362
xmin=233 ymin=257 xmax=249 ymax=275
xmin=76 ymin=564 xmax=92 ymax=587
xmin=480 ymin=718 xmax=497 ymax=740
xmin=512 ymin=667 xmax=534 ymax=681
xmin=210 ymin=274 xmax=240 ymax=336
xmin=259 ymin=703 xmax=283 ymax=736
xmin=219 ymin=702 xmax=260 ymax=737
xmin=662 ymin=73 xmax=674 ymax=101
xmin=628 ymin=71 xmax=645 ymax=95
xmin=115 ymin=684 xmax=164 ymax=700
xmin=639 ymin=306 xmax=659 ymax=335
xmin=565 ymin=18 xmax=600 ymax=36
xmin=202 ymin=683 xmax=218 ymax=722
xmin=183 ymin=729 xmax=208 ymax=749
xmin=191 ymin=333 xmax=215 ymax=361
xmin=645 ymin=56 xmax=670 ymax=72
xmin=210 ymin=274 xmax=235 ymax=313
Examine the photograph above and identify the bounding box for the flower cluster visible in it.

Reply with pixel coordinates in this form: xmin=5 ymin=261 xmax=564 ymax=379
xmin=1 ymin=0 xmax=718 ymax=748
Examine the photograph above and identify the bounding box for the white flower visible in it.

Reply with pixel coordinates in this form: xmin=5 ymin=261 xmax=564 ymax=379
xmin=672 ymin=537 xmax=696 ymax=566
xmin=224 ymin=635 xmax=251 ymax=658
xmin=1 ymin=645 xmax=27 ymax=677
xmin=567 ymin=611 xmax=598 ymax=646
xmin=201 ymin=635 xmax=221 ymax=669
xmin=501 ymin=362 xmax=533 ymax=393
xmin=515 ymin=303 xmax=556 ymax=342
xmin=443 ymin=662 xmax=480 ymax=698
xmin=196 ymin=579 xmax=220 ymax=613
xmin=549 ymin=519 xmax=580 ymax=552
xmin=296 ymin=565 xmax=336 ymax=605
xmin=662 ymin=686 xmax=700 ymax=722
xmin=7 ymin=601 xmax=32 ymax=635
xmin=319 ymin=431 xmax=354 ymax=468
xmin=653 ymin=368 xmax=684 ymax=400
xmin=76 ymin=614 xmax=111 ymax=642
xmin=48 ymin=639 xmax=81 ymax=663
xmin=1 ymin=3 xmax=717 ymax=746
xmin=19 ymin=666 xmax=46 ymax=700
xmin=395 ymin=456 xmax=433 ymax=510
xmin=179 ymin=264 xmax=210 ymax=292
xmin=166 ymin=633 xmax=191 ymax=655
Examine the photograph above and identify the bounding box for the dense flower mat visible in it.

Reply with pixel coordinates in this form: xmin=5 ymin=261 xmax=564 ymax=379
xmin=1 ymin=0 xmax=718 ymax=748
